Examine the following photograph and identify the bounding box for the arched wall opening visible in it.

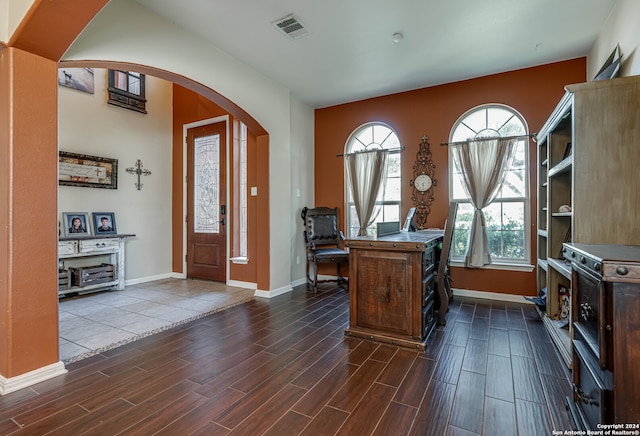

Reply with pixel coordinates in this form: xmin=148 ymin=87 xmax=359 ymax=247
xmin=59 ymin=60 xmax=272 ymax=290
xmin=2 ymin=0 xmax=284 ymax=387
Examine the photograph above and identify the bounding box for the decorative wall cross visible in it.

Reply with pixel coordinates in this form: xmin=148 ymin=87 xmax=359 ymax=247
xmin=126 ymin=159 xmax=152 ymax=190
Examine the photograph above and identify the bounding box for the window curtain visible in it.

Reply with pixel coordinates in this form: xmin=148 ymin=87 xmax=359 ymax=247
xmin=450 ymin=137 xmax=519 ymax=267
xmin=344 ymin=149 xmax=389 ymax=236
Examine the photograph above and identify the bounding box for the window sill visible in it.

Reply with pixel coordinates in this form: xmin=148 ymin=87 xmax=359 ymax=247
xmin=450 ymin=261 xmax=535 ymax=273
xmin=230 ymin=256 xmax=249 ymax=265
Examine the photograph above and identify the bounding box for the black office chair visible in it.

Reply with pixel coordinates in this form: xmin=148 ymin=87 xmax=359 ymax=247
xmin=301 ymin=206 xmax=349 ymax=292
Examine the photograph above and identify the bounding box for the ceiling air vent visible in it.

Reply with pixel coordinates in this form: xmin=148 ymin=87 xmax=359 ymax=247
xmin=272 ymin=14 xmax=310 ymax=40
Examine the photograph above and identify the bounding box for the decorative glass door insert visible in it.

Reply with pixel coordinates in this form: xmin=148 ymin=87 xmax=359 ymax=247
xmin=194 ymin=134 xmax=220 ymax=233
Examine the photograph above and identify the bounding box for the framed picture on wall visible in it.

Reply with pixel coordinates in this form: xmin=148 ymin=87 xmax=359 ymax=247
xmin=59 ymin=151 xmax=118 ymax=189
xmin=62 ymin=212 xmax=91 ymax=237
xmin=92 ymin=212 xmax=117 ymax=235
xmin=57 ymin=67 xmax=94 ymax=94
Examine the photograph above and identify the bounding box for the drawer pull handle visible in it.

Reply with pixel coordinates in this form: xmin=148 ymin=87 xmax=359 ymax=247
xmin=580 ymin=302 xmax=594 ymax=323
xmin=96 ymin=243 xmax=106 ymax=247
xmin=616 ymin=266 xmax=629 ymax=275
xmin=574 ymin=386 xmax=594 ymax=405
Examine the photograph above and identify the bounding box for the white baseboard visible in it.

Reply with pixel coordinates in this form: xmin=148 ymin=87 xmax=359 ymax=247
xmin=453 ymin=288 xmax=533 ymax=304
xmin=0 ymin=361 xmax=67 ymax=396
xmin=125 ymin=272 xmax=174 ymax=286
xmin=170 ymin=272 xmax=187 ymax=279
xmin=291 ymin=277 xmax=306 ymax=288
xmin=255 ymin=283 xmax=293 ymax=299
xmin=317 ymin=274 xmax=339 ymax=281
xmin=227 ymin=279 xmax=257 ymax=290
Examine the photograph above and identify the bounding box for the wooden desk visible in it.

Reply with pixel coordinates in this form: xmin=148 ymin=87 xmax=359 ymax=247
xmin=345 ymin=230 xmax=444 ymax=350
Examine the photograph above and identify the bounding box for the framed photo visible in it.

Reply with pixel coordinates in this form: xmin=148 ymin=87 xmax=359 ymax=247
xmin=402 ymin=207 xmax=416 ymax=232
xmin=57 ymin=67 xmax=94 ymax=94
xmin=92 ymin=212 xmax=117 ymax=235
xmin=63 ymin=212 xmax=91 ymax=237
xmin=59 ymin=151 xmax=118 ymax=189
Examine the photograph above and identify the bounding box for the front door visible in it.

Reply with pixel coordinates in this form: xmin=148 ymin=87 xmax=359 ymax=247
xmin=186 ymin=122 xmax=226 ymax=281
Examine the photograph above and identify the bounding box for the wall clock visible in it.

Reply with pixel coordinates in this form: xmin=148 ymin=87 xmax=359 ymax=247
xmin=410 ymin=135 xmax=437 ymax=229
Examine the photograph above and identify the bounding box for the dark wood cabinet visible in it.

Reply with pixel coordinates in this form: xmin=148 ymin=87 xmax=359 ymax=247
xmin=537 ymin=76 xmax=640 ymax=367
xmin=563 ymin=243 xmax=640 ymax=429
xmin=345 ymin=230 xmax=443 ymax=350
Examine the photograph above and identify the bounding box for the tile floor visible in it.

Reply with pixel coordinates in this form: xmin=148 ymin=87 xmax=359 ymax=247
xmin=58 ymin=278 xmax=255 ymax=363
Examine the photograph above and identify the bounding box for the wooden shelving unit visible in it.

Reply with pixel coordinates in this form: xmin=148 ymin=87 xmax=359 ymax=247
xmin=536 ymin=75 xmax=640 ymax=367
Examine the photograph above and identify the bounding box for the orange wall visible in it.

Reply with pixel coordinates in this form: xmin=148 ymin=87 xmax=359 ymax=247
xmin=315 ymin=59 xmax=586 ymax=296
xmin=0 ymin=48 xmax=59 ymax=376
xmin=172 ymin=85 xmax=259 ymax=284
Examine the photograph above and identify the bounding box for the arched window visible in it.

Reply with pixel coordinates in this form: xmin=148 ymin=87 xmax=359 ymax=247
xmin=449 ymin=104 xmax=530 ymax=265
xmin=344 ymin=123 xmax=401 ymax=238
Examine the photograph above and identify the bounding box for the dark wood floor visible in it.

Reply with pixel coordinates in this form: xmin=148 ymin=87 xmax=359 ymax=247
xmin=0 ymin=284 xmax=573 ymax=435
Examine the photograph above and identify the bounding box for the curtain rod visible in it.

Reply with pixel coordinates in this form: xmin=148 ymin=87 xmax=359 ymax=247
xmin=336 ymin=146 xmax=404 ymax=157
xmin=440 ymin=133 xmax=537 ymax=146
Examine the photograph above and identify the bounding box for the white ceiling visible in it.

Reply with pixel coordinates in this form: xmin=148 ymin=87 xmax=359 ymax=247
xmin=135 ymin=0 xmax=617 ymax=109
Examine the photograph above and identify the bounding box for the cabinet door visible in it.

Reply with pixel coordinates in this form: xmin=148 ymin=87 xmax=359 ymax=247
xmin=612 ymin=281 xmax=640 ymax=424
xmin=355 ymin=250 xmax=410 ymax=336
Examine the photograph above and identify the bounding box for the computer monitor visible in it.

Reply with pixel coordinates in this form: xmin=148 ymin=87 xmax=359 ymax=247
xmin=402 ymin=207 xmax=416 ymax=232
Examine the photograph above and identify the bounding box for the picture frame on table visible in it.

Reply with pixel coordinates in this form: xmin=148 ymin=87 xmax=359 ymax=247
xmin=92 ymin=212 xmax=117 ymax=235
xmin=63 ymin=212 xmax=91 ymax=237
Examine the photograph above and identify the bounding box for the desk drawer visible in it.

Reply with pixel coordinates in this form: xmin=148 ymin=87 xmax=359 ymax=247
xmin=423 ymin=249 xmax=435 ymax=275
xmin=422 ymin=299 xmax=436 ymax=340
xmin=58 ymin=240 xmax=77 ymax=256
xmin=572 ymin=339 xmax=612 ymax=429
xmin=79 ymin=238 xmax=119 ymax=253
xmin=422 ymin=273 xmax=435 ymax=307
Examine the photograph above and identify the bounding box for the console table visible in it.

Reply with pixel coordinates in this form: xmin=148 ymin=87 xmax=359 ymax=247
xmin=58 ymin=234 xmax=134 ymax=297
xmin=345 ymin=230 xmax=445 ymax=350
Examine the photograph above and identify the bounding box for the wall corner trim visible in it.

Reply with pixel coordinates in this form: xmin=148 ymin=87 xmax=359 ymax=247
xmin=0 ymin=361 xmax=67 ymax=396
xmin=255 ymin=284 xmax=293 ymax=299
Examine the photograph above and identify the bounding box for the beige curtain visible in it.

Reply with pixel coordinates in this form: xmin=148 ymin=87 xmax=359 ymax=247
xmin=345 ymin=149 xmax=389 ymax=236
xmin=450 ymin=137 xmax=519 ymax=267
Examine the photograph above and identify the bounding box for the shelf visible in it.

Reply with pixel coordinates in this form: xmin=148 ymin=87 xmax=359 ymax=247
xmin=551 ymin=212 xmax=572 ymax=217
xmin=538 ymin=258 xmax=548 ymax=271
xmin=542 ymin=182 xmax=548 ymax=188
xmin=58 ymin=235 xmax=133 ymax=297
xmin=538 ymin=229 xmax=548 ymax=238
xmin=542 ymin=314 xmax=572 ymax=368
xmin=548 ymin=156 xmax=572 ymax=177
xmin=541 ymin=158 xmax=548 ymax=167
xmin=547 ymin=257 xmax=572 ymax=279
xmin=59 ymin=280 xmax=118 ymax=297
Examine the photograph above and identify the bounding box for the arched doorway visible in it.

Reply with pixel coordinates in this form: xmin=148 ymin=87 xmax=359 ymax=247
xmin=1 ymin=0 xmax=277 ymax=392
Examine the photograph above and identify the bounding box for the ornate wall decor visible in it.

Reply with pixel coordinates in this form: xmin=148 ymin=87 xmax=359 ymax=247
xmin=126 ymin=159 xmax=152 ymax=190
xmin=409 ymin=135 xmax=437 ymax=229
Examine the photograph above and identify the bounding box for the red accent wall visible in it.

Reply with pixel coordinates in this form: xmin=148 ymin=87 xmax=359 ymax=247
xmin=314 ymin=59 xmax=586 ymax=296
